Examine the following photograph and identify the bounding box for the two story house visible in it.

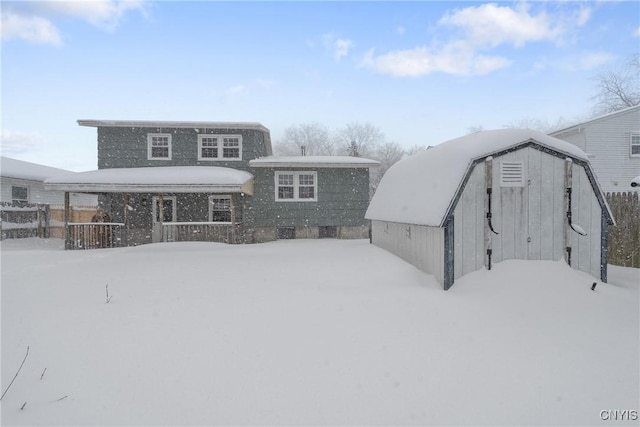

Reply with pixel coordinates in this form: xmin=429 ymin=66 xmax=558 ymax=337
xmin=45 ymin=120 xmax=378 ymax=248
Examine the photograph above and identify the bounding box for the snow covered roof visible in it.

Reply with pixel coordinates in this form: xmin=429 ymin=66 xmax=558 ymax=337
xmin=1 ymin=156 xmax=75 ymax=182
xmin=366 ymin=129 xmax=593 ymax=227
xmin=249 ymin=156 xmax=380 ymax=168
xmin=44 ymin=166 xmax=254 ymax=194
xmin=78 ymin=119 xmax=269 ymax=133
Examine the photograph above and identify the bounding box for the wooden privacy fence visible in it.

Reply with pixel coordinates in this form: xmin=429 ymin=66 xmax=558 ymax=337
xmin=0 ymin=202 xmax=50 ymax=239
xmin=606 ymin=192 xmax=640 ymax=268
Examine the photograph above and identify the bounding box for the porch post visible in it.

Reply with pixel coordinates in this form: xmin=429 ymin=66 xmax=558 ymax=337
xmin=123 ymin=193 xmax=130 ymax=247
xmin=230 ymin=193 xmax=236 ymax=244
xmin=159 ymin=194 xmax=164 ymax=242
xmin=64 ymin=192 xmax=70 ymax=250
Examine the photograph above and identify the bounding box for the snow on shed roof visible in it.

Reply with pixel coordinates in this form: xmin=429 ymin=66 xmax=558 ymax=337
xmin=44 ymin=166 xmax=254 ymax=194
xmin=249 ymin=156 xmax=380 ymax=168
xmin=1 ymin=156 xmax=75 ymax=182
xmin=366 ymin=129 xmax=591 ymax=227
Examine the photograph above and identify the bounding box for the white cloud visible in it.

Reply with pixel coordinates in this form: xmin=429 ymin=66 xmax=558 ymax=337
xmin=42 ymin=0 xmax=148 ymax=31
xmin=322 ymin=33 xmax=354 ymax=61
xmin=634 ymin=26 xmax=640 ymax=37
xmin=0 ymin=130 xmax=44 ymax=155
xmin=362 ymin=2 xmax=593 ymax=78
xmin=361 ymin=42 xmax=511 ymax=77
xmin=396 ymin=25 xmax=406 ymax=36
xmin=1 ymin=1 xmax=148 ymax=45
xmin=438 ymin=3 xmax=565 ymax=48
xmin=1 ymin=12 xmax=62 ymax=45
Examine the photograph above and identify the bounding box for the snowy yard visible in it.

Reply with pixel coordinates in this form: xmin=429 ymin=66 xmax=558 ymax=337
xmin=1 ymin=238 xmax=638 ymax=426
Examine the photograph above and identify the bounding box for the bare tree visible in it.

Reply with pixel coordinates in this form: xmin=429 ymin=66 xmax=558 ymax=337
xmin=371 ymin=141 xmax=405 ymax=192
xmin=273 ymin=122 xmax=333 ymax=156
xmin=502 ymin=116 xmax=575 ymax=133
xmin=333 ymin=122 xmax=385 ymax=158
xmin=591 ymin=54 xmax=640 ymax=115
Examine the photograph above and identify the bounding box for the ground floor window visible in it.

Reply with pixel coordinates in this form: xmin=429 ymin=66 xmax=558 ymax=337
xmin=209 ymin=196 xmax=232 ymax=222
xmin=275 ymin=171 xmax=317 ymax=201
xmin=277 ymin=227 xmax=296 ymax=239
xmin=11 ymin=186 xmax=29 ymax=204
xmin=152 ymin=196 xmax=176 ymax=223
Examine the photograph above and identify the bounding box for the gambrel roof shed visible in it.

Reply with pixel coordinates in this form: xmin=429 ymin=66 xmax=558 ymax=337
xmin=367 ymin=129 xmax=614 ymax=290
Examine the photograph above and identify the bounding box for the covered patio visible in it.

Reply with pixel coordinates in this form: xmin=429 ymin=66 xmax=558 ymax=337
xmin=44 ymin=166 xmax=254 ymax=249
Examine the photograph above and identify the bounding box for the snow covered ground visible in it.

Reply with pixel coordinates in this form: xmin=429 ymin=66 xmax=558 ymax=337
xmin=1 ymin=238 xmax=638 ymax=426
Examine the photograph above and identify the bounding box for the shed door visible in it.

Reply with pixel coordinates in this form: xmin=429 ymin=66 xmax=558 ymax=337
xmin=494 ymin=150 xmax=565 ymax=262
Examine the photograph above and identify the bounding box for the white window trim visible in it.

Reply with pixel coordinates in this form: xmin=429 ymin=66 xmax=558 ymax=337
xmin=147 ymin=133 xmax=172 ymax=161
xmin=11 ymin=185 xmax=29 ymax=203
xmin=275 ymin=171 xmax=318 ymax=202
xmin=198 ymin=134 xmax=243 ymax=161
xmin=631 ymin=133 xmax=640 ymax=157
xmin=208 ymin=195 xmax=232 ymax=223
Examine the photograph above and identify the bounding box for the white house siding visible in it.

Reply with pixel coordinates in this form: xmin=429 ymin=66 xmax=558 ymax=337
xmin=552 ymin=107 xmax=640 ymax=194
xmin=371 ymin=220 xmax=444 ymax=286
xmin=570 ymin=165 xmax=604 ymax=279
xmin=1 ymin=178 xmax=97 ymax=207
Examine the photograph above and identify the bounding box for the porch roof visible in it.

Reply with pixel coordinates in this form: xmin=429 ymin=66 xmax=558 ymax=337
xmin=44 ymin=166 xmax=254 ymax=194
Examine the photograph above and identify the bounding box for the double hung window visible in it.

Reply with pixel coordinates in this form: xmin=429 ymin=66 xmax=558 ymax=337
xmin=12 ymin=186 xmax=29 ymax=204
xmin=631 ymin=133 xmax=640 ymax=156
xmin=209 ymin=196 xmax=232 ymax=222
xmin=198 ymin=135 xmax=242 ymax=160
xmin=275 ymin=171 xmax=317 ymax=201
xmin=148 ymin=134 xmax=172 ymax=160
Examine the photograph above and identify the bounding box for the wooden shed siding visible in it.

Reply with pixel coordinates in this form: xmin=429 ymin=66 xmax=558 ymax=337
xmin=248 ymin=168 xmax=371 ymax=228
xmin=453 ymin=147 xmax=573 ymax=279
xmin=371 ymin=220 xmax=445 ymax=286
xmin=570 ymin=166 xmax=603 ymax=279
xmin=453 ymin=161 xmax=485 ymax=279
xmin=97 ymin=126 xmax=270 ymax=170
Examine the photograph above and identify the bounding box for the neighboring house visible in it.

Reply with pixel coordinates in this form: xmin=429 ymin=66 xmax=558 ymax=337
xmin=1 ymin=156 xmax=97 ymax=239
xmin=550 ymin=105 xmax=640 ymax=194
xmin=45 ymin=120 xmax=378 ymax=248
xmin=366 ymin=129 xmax=614 ymax=290
xmin=1 ymin=156 xmax=96 ymax=206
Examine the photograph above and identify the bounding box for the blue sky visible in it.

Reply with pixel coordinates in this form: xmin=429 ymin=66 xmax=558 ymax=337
xmin=2 ymin=1 xmax=639 ymax=171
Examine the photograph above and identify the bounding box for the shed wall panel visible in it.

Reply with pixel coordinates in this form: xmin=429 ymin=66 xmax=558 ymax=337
xmin=371 ymin=220 xmax=444 ymax=286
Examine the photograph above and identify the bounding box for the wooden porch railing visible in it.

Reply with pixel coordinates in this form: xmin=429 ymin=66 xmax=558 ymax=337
xmin=162 ymin=222 xmax=236 ymax=243
xmin=66 ymin=223 xmax=125 ymax=250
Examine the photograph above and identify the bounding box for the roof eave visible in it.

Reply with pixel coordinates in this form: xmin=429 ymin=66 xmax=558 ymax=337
xmin=44 ymin=183 xmax=253 ymax=195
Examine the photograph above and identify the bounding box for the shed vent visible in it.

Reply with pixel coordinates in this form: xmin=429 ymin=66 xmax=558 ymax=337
xmin=500 ymin=161 xmax=524 ymax=187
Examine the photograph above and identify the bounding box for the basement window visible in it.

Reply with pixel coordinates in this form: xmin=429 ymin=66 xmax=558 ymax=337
xmin=500 ymin=161 xmax=524 ymax=187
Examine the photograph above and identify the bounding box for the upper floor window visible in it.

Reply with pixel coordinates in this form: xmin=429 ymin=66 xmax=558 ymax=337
xmin=12 ymin=186 xmax=29 ymax=204
xmin=631 ymin=133 xmax=640 ymax=157
xmin=275 ymin=171 xmax=317 ymax=202
xmin=148 ymin=134 xmax=171 ymax=160
xmin=198 ymin=135 xmax=242 ymax=160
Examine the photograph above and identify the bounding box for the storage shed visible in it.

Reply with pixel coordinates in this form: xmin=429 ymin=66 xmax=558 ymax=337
xmin=366 ymin=129 xmax=615 ymax=290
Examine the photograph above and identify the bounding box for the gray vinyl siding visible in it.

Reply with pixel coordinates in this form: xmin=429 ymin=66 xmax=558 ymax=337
xmin=552 ymin=107 xmax=640 ymax=194
xmin=247 ymin=168 xmax=371 ymax=228
xmin=97 ymin=126 xmax=271 ymax=170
